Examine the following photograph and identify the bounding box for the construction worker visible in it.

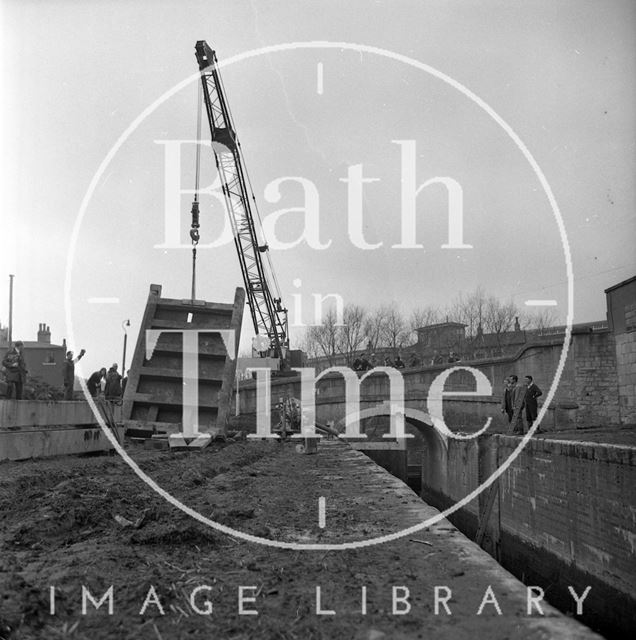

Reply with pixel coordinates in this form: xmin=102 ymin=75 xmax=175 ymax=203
xmin=105 ymin=364 xmax=123 ymax=399
xmin=87 ymin=368 xmax=107 ymax=398
xmin=62 ymin=349 xmax=86 ymax=400
xmin=2 ymin=341 xmax=27 ymax=400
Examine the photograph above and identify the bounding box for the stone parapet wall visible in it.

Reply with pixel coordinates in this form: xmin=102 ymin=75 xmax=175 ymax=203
xmin=236 ymin=329 xmax=624 ymax=429
xmin=615 ymin=328 xmax=636 ymax=424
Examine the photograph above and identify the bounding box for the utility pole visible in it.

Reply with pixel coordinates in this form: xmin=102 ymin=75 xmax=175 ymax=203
xmin=8 ymin=274 xmax=14 ymax=344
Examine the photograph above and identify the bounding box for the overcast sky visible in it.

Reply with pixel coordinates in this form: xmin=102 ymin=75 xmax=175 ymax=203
xmin=1 ymin=0 xmax=634 ymax=375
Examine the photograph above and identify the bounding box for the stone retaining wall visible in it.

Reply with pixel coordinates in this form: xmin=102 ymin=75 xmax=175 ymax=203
xmin=420 ymin=434 xmax=636 ymax=638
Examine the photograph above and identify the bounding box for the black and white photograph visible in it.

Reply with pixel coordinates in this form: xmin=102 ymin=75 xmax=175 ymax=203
xmin=1 ymin=1 xmax=635 ymax=638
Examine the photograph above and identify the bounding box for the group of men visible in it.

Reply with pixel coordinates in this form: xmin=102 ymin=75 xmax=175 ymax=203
xmin=352 ymin=353 xmax=406 ymax=371
xmin=1 ymin=342 xmax=87 ymax=400
xmin=501 ymin=374 xmax=543 ymax=435
xmin=1 ymin=342 xmax=128 ymax=402
xmin=351 ymin=351 xmax=463 ymax=372
xmin=86 ymin=364 xmax=125 ymax=400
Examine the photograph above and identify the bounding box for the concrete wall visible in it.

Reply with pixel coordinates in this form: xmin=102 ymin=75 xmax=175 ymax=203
xmin=0 ymin=400 xmax=118 ymax=428
xmin=421 ymin=434 xmax=636 ymax=638
xmin=0 ymin=400 xmax=121 ymax=461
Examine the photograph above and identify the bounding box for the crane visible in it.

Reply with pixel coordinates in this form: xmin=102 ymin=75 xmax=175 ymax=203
xmin=192 ymin=40 xmax=289 ymax=363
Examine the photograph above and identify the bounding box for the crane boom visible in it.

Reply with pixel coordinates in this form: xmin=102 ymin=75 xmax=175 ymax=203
xmin=194 ymin=40 xmax=288 ymax=360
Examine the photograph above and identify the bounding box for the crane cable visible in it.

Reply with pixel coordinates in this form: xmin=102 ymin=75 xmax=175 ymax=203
xmin=190 ymin=79 xmax=203 ymax=301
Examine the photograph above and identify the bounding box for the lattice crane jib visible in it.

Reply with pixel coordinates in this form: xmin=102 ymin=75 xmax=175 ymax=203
xmin=194 ymin=40 xmax=289 ymax=361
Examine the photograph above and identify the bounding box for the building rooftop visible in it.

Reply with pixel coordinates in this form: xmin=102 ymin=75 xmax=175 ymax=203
xmin=416 ymin=321 xmax=467 ymax=331
xmin=604 ymin=274 xmax=636 ymax=293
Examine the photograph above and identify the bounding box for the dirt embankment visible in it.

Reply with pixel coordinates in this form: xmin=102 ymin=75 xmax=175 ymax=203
xmin=1 ymin=439 xmax=595 ymax=640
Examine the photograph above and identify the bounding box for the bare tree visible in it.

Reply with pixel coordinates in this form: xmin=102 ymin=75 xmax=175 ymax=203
xmin=294 ymin=332 xmax=319 ymax=360
xmin=305 ymin=307 xmax=341 ymax=366
xmin=522 ymin=307 xmax=559 ymax=331
xmin=447 ymin=287 xmax=488 ymax=337
xmin=298 ymin=289 xmax=552 ymax=365
xmin=363 ymin=306 xmax=389 ymax=352
xmin=409 ymin=306 xmax=441 ymax=343
xmin=483 ymin=296 xmax=519 ymax=335
xmin=381 ymin=305 xmax=409 ymax=352
xmin=340 ymin=304 xmax=368 ymax=365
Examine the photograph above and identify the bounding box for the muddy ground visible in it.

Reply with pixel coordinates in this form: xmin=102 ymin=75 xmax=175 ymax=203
xmin=0 ymin=437 xmax=593 ymax=640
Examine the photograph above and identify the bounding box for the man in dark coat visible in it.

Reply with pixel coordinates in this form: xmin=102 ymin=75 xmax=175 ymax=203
xmin=87 ymin=368 xmax=107 ymax=397
xmin=509 ymin=375 xmax=527 ymax=435
xmin=105 ymin=363 xmax=123 ymax=399
xmin=2 ymin=341 xmax=27 ymax=399
xmin=524 ymin=375 xmax=543 ymax=429
xmin=62 ymin=348 xmax=86 ymax=400
xmin=500 ymin=376 xmax=514 ymax=423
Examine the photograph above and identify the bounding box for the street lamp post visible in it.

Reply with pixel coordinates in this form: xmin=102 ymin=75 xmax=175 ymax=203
xmin=8 ymin=274 xmax=14 ymax=344
xmin=122 ymin=319 xmax=131 ymax=374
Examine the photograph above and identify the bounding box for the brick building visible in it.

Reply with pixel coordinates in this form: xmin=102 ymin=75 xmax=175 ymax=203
xmin=0 ymin=323 xmax=67 ymax=388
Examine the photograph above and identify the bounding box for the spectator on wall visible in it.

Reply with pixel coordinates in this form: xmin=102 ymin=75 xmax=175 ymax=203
xmin=62 ymin=349 xmax=86 ymax=400
xmin=2 ymin=341 xmax=27 ymax=400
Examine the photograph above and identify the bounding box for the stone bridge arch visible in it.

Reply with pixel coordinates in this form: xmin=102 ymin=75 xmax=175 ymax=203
xmin=334 ymin=405 xmax=448 ymax=495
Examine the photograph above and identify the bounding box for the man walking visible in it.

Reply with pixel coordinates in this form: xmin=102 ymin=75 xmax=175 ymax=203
xmin=524 ymin=375 xmax=543 ymax=430
xmin=62 ymin=348 xmax=86 ymax=400
xmin=2 ymin=341 xmax=27 ymax=399
xmin=509 ymin=375 xmax=527 ymax=435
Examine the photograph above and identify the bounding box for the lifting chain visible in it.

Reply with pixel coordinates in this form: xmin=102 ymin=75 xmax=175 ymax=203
xmin=190 ymin=78 xmax=203 ymax=302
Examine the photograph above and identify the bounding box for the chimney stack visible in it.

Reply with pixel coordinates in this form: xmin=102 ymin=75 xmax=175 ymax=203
xmin=37 ymin=322 xmax=51 ymax=344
